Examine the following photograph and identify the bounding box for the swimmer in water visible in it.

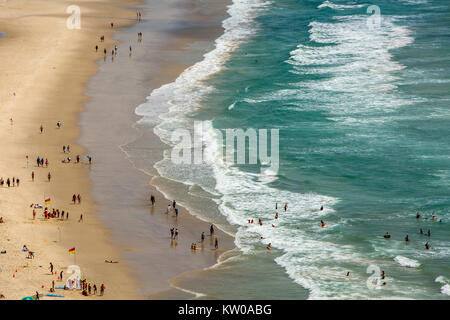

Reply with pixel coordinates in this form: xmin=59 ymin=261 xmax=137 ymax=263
xmin=321 ymin=220 xmax=325 ymax=228
xmin=405 ymin=234 xmax=410 ymax=242
xmin=384 ymin=232 xmax=391 ymax=239
xmin=284 ymin=203 xmax=288 ymax=211
xmin=381 ymin=271 xmax=386 ymax=279
xmin=425 ymin=242 xmax=431 ymax=250
xmin=416 ymin=212 xmax=421 ymax=219
xmin=420 ymin=228 xmax=424 ymax=235
xmin=275 ymin=213 xmax=278 ymax=219
xmin=267 ymin=243 xmax=271 ymax=250
xmin=320 ymin=205 xmax=323 ymax=211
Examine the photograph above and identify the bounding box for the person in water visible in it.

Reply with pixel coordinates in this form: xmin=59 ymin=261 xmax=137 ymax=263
xmin=405 ymin=234 xmax=409 ymax=242
xmin=420 ymin=228 xmax=424 ymax=235
xmin=416 ymin=212 xmax=421 ymax=219
xmin=267 ymin=243 xmax=272 ymax=250
xmin=384 ymin=232 xmax=391 ymax=239
xmin=321 ymin=220 xmax=325 ymax=228
xmin=425 ymin=242 xmax=431 ymax=250
xmin=426 ymin=230 xmax=431 ymax=237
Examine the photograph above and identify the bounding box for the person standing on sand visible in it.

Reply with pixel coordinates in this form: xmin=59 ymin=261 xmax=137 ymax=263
xmin=201 ymin=232 xmax=205 ymax=242
xmin=66 ymin=212 xmax=69 ymax=220
xmin=57 ymin=121 xmax=61 ymax=128
xmin=63 ymin=145 xmax=66 ymax=153
xmin=170 ymin=227 xmax=174 ymax=239
xmin=72 ymin=194 xmax=76 ymax=204
xmin=6 ymin=178 xmax=10 ymax=187
xmin=95 ymin=45 xmax=98 ymax=52
xmin=48 ymin=172 xmax=51 ymax=182
xmin=45 ymin=159 xmax=48 ymax=167
xmin=49 ymin=262 xmax=53 ymax=274
xmin=77 ymin=194 xmax=81 ymax=204
xmin=60 ymin=270 xmax=63 ymax=281
xmin=93 ymin=284 xmax=97 ymax=295
xmin=31 ymin=171 xmax=34 ymax=182
xmin=100 ymin=283 xmax=105 ymax=296
xmin=174 ymin=228 xmax=179 ymax=240
xmin=215 ymin=238 xmax=218 ymax=249
xmin=79 ymin=214 xmax=83 ymax=222
xmin=210 ymin=224 xmax=214 ymax=236
xmin=40 ymin=124 xmax=43 ymax=133
xmin=150 ymin=194 xmax=155 ymax=206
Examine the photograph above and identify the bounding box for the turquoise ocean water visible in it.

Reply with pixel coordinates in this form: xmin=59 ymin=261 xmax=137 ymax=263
xmin=136 ymin=0 xmax=450 ymax=299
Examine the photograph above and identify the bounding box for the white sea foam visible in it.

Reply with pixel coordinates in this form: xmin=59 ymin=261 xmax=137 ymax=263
xmin=318 ymin=0 xmax=367 ymax=10
xmin=287 ymin=15 xmax=414 ymax=122
xmin=394 ymin=256 xmax=421 ymax=268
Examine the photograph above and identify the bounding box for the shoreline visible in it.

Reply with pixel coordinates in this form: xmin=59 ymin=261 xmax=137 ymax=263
xmin=78 ymin=0 xmax=235 ymax=298
xmin=0 ymin=0 xmax=141 ymax=299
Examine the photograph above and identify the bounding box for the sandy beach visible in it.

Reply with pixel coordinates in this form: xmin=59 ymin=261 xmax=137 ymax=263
xmin=0 ymin=0 xmax=233 ymax=300
xmin=0 ymin=0 xmax=141 ymax=299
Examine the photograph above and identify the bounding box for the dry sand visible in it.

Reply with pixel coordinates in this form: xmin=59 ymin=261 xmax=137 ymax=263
xmin=0 ymin=0 xmax=141 ymax=299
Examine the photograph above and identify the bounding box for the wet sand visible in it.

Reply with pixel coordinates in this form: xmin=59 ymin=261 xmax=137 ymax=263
xmin=79 ymin=0 xmax=234 ymax=298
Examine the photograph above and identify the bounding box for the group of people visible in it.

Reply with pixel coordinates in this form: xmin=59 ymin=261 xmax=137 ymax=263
xmin=72 ymin=194 xmax=82 ymax=204
xmin=0 ymin=177 xmax=20 ymax=187
xmin=36 ymin=207 xmax=70 ymax=221
xmin=383 ymin=212 xmax=443 ymax=250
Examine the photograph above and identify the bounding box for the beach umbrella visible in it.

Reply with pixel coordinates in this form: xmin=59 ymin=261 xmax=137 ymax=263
xmin=21 ymin=296 xmax=34 ymax=300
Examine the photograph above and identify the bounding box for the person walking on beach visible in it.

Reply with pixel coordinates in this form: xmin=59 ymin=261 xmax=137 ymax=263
xmin=76 ymin=155 xmax=80 ymax=163
xmin=172 ymin=200 xmax=176 ymax=209
xmin=45 ymin=159 xmax=48 ymax=167
xmin=57 ymin=121 xmax=61 ymax=128
xmin=6 ymin=178 xmax=10 ymax=187
xmin=40 ymin=124 xmax=43 ymax=133
xmin=67 ymin=145 xmax=70 ymax=153
xmin=201 ymin=232 xmax=205 ymax=242
xmin=210 ymin=224 xmax=214 ymax=236
xmin=33 ymin=210 xmax=36 ymax=220
xmin=95 ymin=45 xmax=98 ymax=52
xmin=49 ymin=262 xmax=54 ymax=274
xmin=150 ymin=194 xmax=155 ymax=206
xmin=60 ymin=270 xmax=63 ymax=281
xmin=175 ymin=207 xmax=178 ymax=217
xmin=63 ymin=145 xmax=66 ymax=153
xmin=174 ymin=228 xmax=179 ymax=240
xmin=100 ymin=283 xmax=105 ymax=296
xmin=72 ymin=194 xmax=77 ymax=204
xmin=87 ymin=155 xmax=92 ymax=164
xmin=167 ymin=204 xmax=171 ymax=214
xmin=77 ymin=194 xmax=81 ymax=204
xmin=79 ymin=214 xmax=83 ymax=222
xmin=170 ymin=227 xmax=174 ymax=239
xmin=93 ymin=284 xmax=97 ymax=295
xmin=66 ymin=212 xmax=69 ymax=220
xmin=215 ymin=238 xmax=219 ymax=249
xmin=48 ymin=172 xmax=51 ymax=182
